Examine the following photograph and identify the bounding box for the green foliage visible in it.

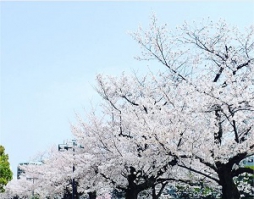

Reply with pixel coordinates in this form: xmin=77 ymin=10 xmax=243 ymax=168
xmin=245 ymin=165 xmax=254 ymax=170
xmin=175 ymin=185 xmax=220 ymax=199
xmin=0 ymin=145 xmax=13 ymax=192
xmin=234 ymin=170 xmax=254 ymax=199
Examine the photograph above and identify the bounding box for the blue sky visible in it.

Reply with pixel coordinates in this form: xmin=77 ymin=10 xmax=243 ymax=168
xmin=1 ymin=1 xmax=254 ymax=177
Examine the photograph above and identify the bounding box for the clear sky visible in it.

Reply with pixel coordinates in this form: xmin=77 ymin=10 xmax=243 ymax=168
xmin=1 ymin=1 xmax=254 ymax=177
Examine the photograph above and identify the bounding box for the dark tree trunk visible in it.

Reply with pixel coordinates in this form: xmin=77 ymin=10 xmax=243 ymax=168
xmin=125 ymin=167 xmax=140 ymax=199
xmin=125 ymin=188 xmax=139 ymax=199
xmin=152 ymin=186 xmax=158 ymax=199
xmin=221 ymin=177 xmax=240 ymax=199
xmin=63 ymin=188 xmax=72 ymax=199
xmin=124 ymin=166 xmax=160 ymax=199
xmin=88 ymin=191 xmax=97 ymax=199
xmin=217 ymin=165 xmax=240 ymax=199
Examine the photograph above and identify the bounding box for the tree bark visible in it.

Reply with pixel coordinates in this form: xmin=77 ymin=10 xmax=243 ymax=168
xmin=217 ymin=165 xmax=240 ymax=199
xmin=88 ymin=191 xmax=97 ymax=199
xmin=125 ymin=188 xmax=138 ymax=199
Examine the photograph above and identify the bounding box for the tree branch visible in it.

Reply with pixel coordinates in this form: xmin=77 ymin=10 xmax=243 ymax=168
xmin=121 ymin=95 xmax=139 ymax=106
xmin=233 ymin=60 xmax=251 ymax=75
xmin=213 ymin=67 xmax=224 ymax=82
xmin=178 ymin=164 xmax=219 ymax=183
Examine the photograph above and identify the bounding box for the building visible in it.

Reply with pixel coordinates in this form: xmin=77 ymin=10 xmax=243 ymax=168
xmin=240 ymin=155 xmax=254 ymax=168
xmin=17 ymin=161 xmax=43 ymax=179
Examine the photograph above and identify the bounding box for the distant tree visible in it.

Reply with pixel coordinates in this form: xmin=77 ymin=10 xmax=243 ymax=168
xmin=0 ymin=145 xmax=12 ymax=192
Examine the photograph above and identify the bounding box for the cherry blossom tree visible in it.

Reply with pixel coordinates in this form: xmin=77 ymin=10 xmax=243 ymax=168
xmin=72 ymin=82 xmax=180 ymax=199
xmin=4 ymin=16 xmax=253 ymax=199
xmin=129 ymin=15 xmax=254 ymax=199
xmin=4 ymin=146 xmax=81 ymax=199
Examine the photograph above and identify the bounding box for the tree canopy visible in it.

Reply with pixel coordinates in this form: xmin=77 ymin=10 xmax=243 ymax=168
xmin=0 ymin=145 xmax=13 ymax=193
xmin=3 ymin=17 xmax=254 ymax=199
